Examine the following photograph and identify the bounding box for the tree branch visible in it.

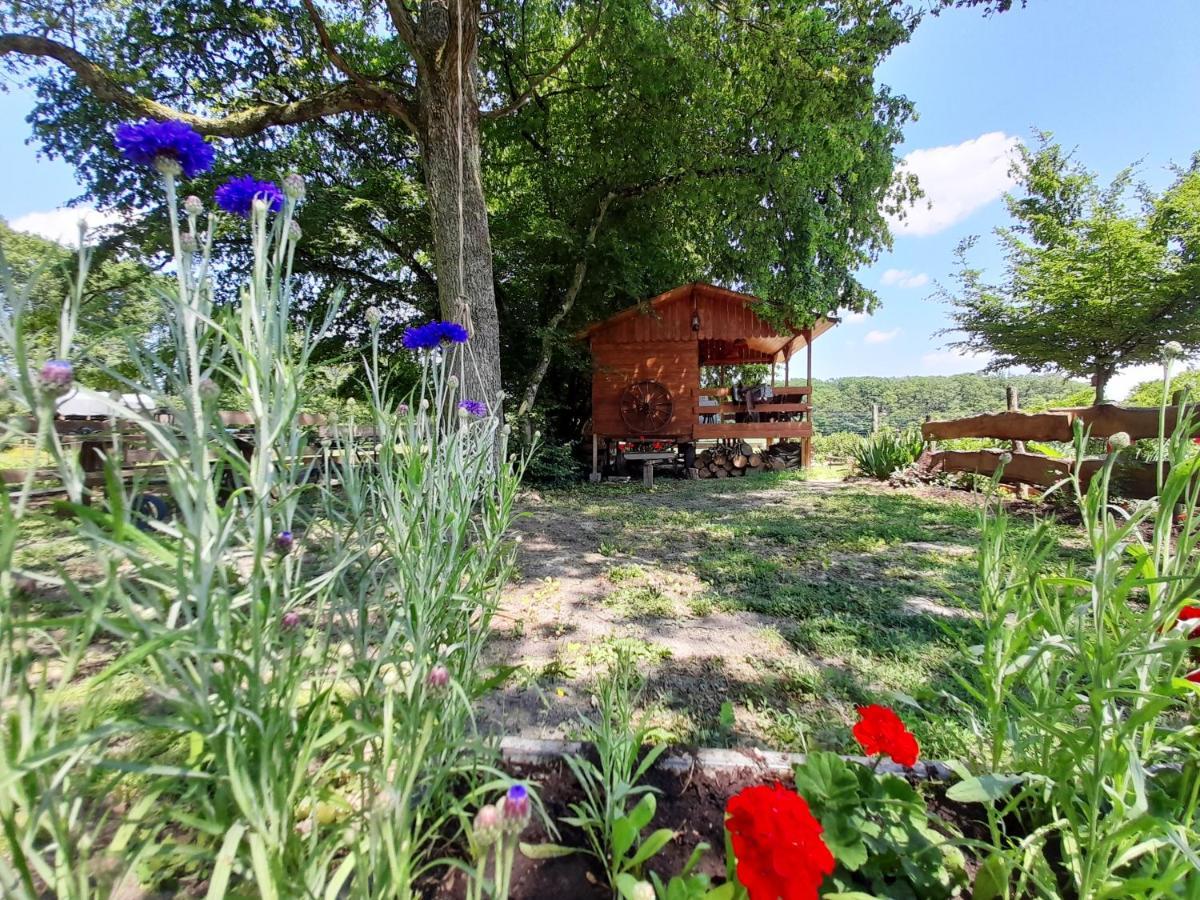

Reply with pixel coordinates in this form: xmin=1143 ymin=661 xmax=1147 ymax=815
xmin=383 ymin=0 xmax=427 ymax=68
xmin=517 ymin=190 xmax=615 ymax=417
xmin=0 ymin=32 xmax=419 ymax=135
xmin=300 ymin=0 xmax=373 ymax=88
xmin=482 ymin=7 xmax=601 ymax=121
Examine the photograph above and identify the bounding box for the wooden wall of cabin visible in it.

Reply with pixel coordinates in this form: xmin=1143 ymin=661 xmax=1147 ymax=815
xmin=590 ymin=340 xmax=699 ymax=439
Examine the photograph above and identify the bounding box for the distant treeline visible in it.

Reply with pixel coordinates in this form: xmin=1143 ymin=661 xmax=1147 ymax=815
xmin=804 ymin=373 xmax=1089 ymax=434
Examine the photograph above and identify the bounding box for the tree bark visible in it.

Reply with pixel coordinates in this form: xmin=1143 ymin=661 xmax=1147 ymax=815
xmin=415 ymin=19 xmax=502 ymax=407
xmin=1093 ymin=364 xmax=1113 ymax=405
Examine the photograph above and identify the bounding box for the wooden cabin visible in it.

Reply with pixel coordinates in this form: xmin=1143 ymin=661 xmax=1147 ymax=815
xmin=578 ymin=282 xmax=836 ymax=477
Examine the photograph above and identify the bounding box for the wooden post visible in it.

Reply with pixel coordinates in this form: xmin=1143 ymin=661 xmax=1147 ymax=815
xmin=785 ymin=356 xmax=790 ymax=387
xmin=590 ymin=434 xmax=601 ymax=482
xmin=642 ymin=460 xmax=655 ymax=488
xmin=1006 ymin=386 xmax=1029 ymax=498
xmin=1006 ymin=386 xmax=1026 ymax=454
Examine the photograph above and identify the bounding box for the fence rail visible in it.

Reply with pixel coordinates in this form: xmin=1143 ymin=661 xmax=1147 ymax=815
xmin=919 ymin=402 xmax=1184 ymax=499
xmin=922 ymin=404 xmax=1182 ymax=443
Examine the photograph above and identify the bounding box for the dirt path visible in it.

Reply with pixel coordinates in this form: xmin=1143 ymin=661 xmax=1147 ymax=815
xmin=478 ymin=475 xmax=990 ymax=752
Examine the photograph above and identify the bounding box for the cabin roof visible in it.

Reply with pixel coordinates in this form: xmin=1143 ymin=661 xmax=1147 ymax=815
xmin=576 ymin=282 xmax=837 ymax=363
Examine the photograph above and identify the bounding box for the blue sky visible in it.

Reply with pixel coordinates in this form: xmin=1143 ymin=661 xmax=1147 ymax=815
xmin=2 ymin=0 xmax=1198 ymax=396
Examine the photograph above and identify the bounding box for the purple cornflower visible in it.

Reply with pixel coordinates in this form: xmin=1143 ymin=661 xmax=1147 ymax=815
xmin=281 ymin=611 xmax=301 ymax=630
xmin=215 ymin=175 xmax=283 ymax=218
xmin=115 ymin=121 xmax=215 ymax=178
xmin=38 ymin=359 xmax=74 ymax=395
xmin=458 ymin=399 xmax=488 ymax=418
xmin=401 ymin=321 xmax=469 ymax=351
xmin=502 ymin=784 xmax=530 ymax=831
xmin=275 ymin=530 xmax=295 ymax=554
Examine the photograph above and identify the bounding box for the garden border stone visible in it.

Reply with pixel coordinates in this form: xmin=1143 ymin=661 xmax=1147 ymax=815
xmin=499 ymin=736 xmax=953 ymax=781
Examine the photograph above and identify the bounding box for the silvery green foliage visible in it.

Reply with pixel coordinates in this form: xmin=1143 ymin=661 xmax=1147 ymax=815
xmin=0 ymin=168 xmax=525 ymax=898
xmin=951 ymin=359 xmax=1200 ymax=897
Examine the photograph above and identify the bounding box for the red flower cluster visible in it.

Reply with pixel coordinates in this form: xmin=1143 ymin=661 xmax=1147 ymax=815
xmin=725 ymin=783 xmax=834 ymax=900
xmin=852 ymin=705 xmax=920 ymax=767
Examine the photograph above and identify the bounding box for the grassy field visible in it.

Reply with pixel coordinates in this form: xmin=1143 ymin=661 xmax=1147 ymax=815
xmin=487 ymin=470 xmax=1080 ymax=760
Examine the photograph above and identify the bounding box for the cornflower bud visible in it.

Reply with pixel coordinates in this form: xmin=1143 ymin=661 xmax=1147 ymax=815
xmin=183 ymin=195 xmax=204 ymax=216
xmin=155 ymin=156 xmax=183 ymax=177
xmin=282 ymin=172 xmax=306 ymax=200
xmin=427 ymin=664 xmax=450 ymax=690
xmin=38 ymin=359 xmax=74 ymax=396
xmin=447 ymin=374 xmax=459 ymax=388
xmin=365 ymin=306 xmax=383 ymax=326
xmin=1163 ymin=341 xmax=1184 ymax=362
xmin=1107 ymin=432 xmax=1131 ymax=453
xmin=281 ymin=611 xmax=301 ymax=631
xmin=275 ymin=530 xmax=295 ymax=554
xmin=472 ymin=804 xmax=503 ymax=848
xmin=288 ymin=220 xmax=302 ymax=242
xmin=998 ymin=452 xmax=1013 ymax=465
xmin=180 ymin=232 xmax=198 ymax=253
xmin=501 ymin=784 xmax=530 ymax=832
xmin=197 ymin=377 xmax=220 ymax=402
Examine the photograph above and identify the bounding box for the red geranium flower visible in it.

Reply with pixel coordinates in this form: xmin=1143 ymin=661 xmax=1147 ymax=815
xmin=725 ymin=783 xmax=834 ymax=900
xmin=852 ymin=705 xmax=920 ymax=767
xmin=1187 ymin=670 xmax=1200 ymax=684
xmin=1177 ymin=606 xmax=1200 ymax=641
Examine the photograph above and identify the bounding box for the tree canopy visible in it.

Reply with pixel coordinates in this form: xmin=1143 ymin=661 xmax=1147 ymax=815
xmin=2 ymin=0 xmax=921 ymax=438
xmin=0 ymin=219 xmax=166 ymax=391
xmin=941 ymin=136 xmax=1200 ymax=403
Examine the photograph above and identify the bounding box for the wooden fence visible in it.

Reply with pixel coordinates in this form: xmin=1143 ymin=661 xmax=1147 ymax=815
xmin=919 ymin=404 xmax=1182 ymax=499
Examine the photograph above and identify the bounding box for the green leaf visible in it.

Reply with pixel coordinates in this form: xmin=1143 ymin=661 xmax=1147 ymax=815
xmin=946 ymin=774 xmax=1025 ymax=804
xmin=628 ymin=792 xmax=657 ymax=832
xmin=972 ymin=853 xmax=1009 ymax=900
xmin=613 ymin=816 xmax=638 ymax=864
xmin=627 ymin=828 xmax=676 ymax=870
xmin=793 ymin=750 xmax=861 ymax=814
xmin=519 ymin=842 xmax=578 ymax=860
xmin=206 ymin=822 xmax=247 ymax=900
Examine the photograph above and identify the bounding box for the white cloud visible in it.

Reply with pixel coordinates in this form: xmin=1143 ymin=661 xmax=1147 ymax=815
xmin=865 ymin=328 xmax=900 ymax=345
xmin=835 ymin=308 xmax=868 ymax=324
xmin=880 ymin=268 xmax=930 ymax=289
xmin=10 ymin=206 xmax=122 ymax=247
xmin=920 ymin=347 xmax=993 ymax=374
xmin=889 ymin=131 xmax=1022 ymax=237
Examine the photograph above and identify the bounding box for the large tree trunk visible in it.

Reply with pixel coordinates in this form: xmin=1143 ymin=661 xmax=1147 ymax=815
xmin=1093 ymin=363 xmax=1114 ymax=405
xmin=415 ymin=34 xmax=502 ymax=408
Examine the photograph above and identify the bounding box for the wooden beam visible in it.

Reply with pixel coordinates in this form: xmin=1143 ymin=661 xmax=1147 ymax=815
xmin=1055 ymin=404 xmax=1181 ymax=440
xmin=922 ymin=411 xmax=1075 ymax=442
xmin=694 ymin=422 xmax=813 ymax=439
xmin=926 ymin=449 xmax=1164 ymax=499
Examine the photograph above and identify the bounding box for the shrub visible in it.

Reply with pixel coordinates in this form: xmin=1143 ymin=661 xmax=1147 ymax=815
xmin=851 ymin=427 xmax=925 ymax=479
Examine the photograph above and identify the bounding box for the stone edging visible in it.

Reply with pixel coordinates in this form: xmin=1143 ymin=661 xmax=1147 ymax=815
xmin=499 ymin=736 xmax=954 ymax=782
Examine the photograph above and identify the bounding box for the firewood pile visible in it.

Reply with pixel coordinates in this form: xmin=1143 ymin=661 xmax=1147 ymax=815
xmin=695 ymin=441 xmax=803 ymax=478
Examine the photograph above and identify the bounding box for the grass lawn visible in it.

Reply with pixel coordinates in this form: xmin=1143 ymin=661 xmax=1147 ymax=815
xmin=485 ymin=470 xmax=1081 ymax=761
xmin=12 ymin=466 xmax=1081 ymax=764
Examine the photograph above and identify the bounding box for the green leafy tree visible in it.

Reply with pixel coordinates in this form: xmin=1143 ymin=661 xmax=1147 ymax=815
xmin=941 ymin=137 xmax=1200 ymax=403
xmin=0 ymin=0 xmax=920 ymax=430
xmin=0 ymin=219 xmax=165 ymax=391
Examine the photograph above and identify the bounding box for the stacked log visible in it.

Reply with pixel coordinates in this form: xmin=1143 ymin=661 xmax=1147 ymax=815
xmin=695 ymin=441 xmax=802 ymax=478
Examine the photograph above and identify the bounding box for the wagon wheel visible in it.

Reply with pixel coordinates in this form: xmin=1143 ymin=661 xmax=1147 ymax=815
xmin=619 ymin=380 xmax=673 ymax=433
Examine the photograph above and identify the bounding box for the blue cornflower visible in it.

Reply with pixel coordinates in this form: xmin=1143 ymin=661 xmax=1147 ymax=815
xmin=214 ymin=175 xmax=284 ymax=218
xmin=458 ymin=399 xmax=488 ymax=417
xmin=402 ymin=321 xmax=470 ymax=351
xmin=115 ymin=120 xmax=215 ymax=178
